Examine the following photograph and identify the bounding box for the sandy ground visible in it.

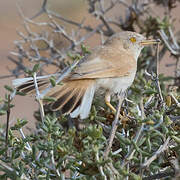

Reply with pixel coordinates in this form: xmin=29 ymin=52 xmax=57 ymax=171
xmin=0 ymin=1 xmax=179 ymax=131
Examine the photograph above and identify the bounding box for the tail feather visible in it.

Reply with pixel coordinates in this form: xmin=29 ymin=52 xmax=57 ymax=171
xmin=12 ymin=74 xmax=60 ymax=88
xmin=51 ymin=90 xmax=72 ymax=110
xmin=61 ymin=93 xmax=78 ymax=114
xmin=48 ymin=80 xmax=95 ymax=117
xmin=70 ymin=82 xmax=96 ymax=119
xmin=13 ymin=76 xmax=96 ymax=118
xmin=17 ymin=80 xmax=48 ymax=94
xmin=68 ymin=89 xmax=84 ymax=114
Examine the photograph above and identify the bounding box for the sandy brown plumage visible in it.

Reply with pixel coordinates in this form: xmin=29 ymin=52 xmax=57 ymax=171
xmin=13 ymin=31 xmax=158 ymax=119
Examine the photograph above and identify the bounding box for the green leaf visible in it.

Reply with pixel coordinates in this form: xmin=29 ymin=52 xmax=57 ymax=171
xmin=49 ymin=76 xmax=56 ymax=87
xmin=4 ymin=85 xmax=14 ymax=92
xmin=116 ymin=133 xmax=131 ymax=145
xmin=81 ymin=44 xmax=91 ymax=54
xmin=87 ymin=125 xmax=103 ymax=139
xmin=0 ymin=110 xmax=6 ymax=116
xmin=16 ymin=91 xmax=26 ymax=96
xmin=43 ymin=96 xmax=56 ymax=102
xmin=171 ymin=136 xmax=180 ymax=144
xmin=32 ymin=63 xmax=40 ymax=72
xmin=11 ymin=119 xmax=28 ymax=130
xmin=143 ymin=89 xmax=157 ymax=95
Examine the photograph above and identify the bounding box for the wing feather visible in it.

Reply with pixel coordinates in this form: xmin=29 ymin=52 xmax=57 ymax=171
xmin=70 ymin=47 xmax=136 ymax=80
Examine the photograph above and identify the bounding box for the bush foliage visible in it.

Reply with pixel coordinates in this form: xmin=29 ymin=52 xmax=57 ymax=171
xmin=0 ymin=0 xmax=180 ymax=179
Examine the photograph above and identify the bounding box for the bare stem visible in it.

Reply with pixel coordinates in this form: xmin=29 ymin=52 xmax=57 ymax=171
xmin=142 ymin=137 xmax=170 ymax=168
xmin=0 ymin=160 xmax=18 ymax=175
xmin=104 ymin=93 xmax=124 ymax=159
xmin=159 ymin=30 xmax=180 ymax=56
xmin=96 ymin=151 xmax=107 ymax=180
xmin=122 ymin=98 xmax=145 ymax=166
xmin=19 ymin=128 xmax=32 ymax=151
xmin=155 ymin=42 xmax=164 ymax=104
xmin=33 ymin=72 xmax=45 ymax=122
xmin=50 ymin=150 xmax=60 ymax=177
xmin=5 ymin=95 xmax=11 ymax=151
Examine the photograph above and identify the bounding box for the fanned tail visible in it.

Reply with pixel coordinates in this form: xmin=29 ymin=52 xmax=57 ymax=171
xmin=47 ymin=80 xmax=96 ymax=118
xmin=13 ymin=76 xmax=96 ymax=118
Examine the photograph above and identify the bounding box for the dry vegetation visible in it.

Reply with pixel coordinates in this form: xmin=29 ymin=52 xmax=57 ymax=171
xmin=0 ymin=0 xmax=180 ymax=179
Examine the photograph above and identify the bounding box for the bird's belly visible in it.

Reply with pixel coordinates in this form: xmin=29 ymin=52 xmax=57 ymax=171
xmin=96 ymin=72 xmax=136 ymax=94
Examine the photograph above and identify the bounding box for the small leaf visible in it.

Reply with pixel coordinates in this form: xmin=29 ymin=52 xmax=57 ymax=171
xmin=81 ymin=44 xmax=91 ymax=54
xmin=165 ymin=95 xmax=172 ymax=107
xmin=11 ymin=119 xmax=28 ymax=130
xmin=4 ymin=85 xmax=14 ymax=92
xmin=116 ymin=134 xmax=131 ymax=145
xmin=171 ymin=135 xmax=180 ymax=144
xmin=32 ymin=63 xmax=40 ymax=73
xmin=49 ymin=76 xmax=56 ymax=87
xmin=143 ymin=89 xmax=157 ymax=95
xmin=0 ymin=110 xmax=6 ymax=116
xmin=43 ymin=96 xmax=56 ymax=102
xmin=16 ymin=91 xmax=26 ymax=96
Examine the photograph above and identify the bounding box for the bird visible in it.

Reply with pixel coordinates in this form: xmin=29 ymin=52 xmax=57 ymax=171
xmin=12 ymin=31 xmax=159 ymax=119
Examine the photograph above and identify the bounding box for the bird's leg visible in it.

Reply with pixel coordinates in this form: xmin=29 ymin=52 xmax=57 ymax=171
xmin=105 ymin=91 xmax=116 ymax=113
xmin=105 ymin=91 xmax=128 ymax=126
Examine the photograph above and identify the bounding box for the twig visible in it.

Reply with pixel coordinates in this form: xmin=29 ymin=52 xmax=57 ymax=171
xmin=170 ymin=158 xmax=180 ymax=180
xmin=158 ymin=30 xmax=180 ymax=56
xmin=19 ymin=128 xmax=32 ymax=151
xmin=169 ymin=92 xmax=180 ymax=108
xmin=117 ymin=0 xmax=129 ymax=8
xmin=96 ymin=151 xmax=107 ymax=180
xmin=153 ymin=115 xmax=163 ymax=129
xmin=33 ymin=72 xmax=45 ymax=122
xmin=99 ymin=15 xmax=114 ymax=36
xmin=5 ymin=95 xmax=11 ymax=151
xmin=7 ymin=56 xmax=27 ymax=75
xmin=143 ymin=170 xmax=175 ymax=180
xmin=144 ymin=95 xmax=154 ymax=108
xmin=50 ymin=150 xmax=60 ymax=177
xmin=122 ymin=98 xmax=145 ymax=166
xmin=47 ymin=9 xmax=96 ymax=33
xmin=142 ymin=137 xmax=170 ymax=167
xmin=0 ymin=160 xmax=18 ymax=175
xmin=31 ymin=0 xmax=47 ymax=19
xmin=47 ymin=14 xmax=76 ymax=46
xmin=129 ymin=99 xmax=145 ymax=157
xmin=168 ymin=26 xmax=179 ymax=50
xmin=155 ymin=41 xmax=164 ymax=104
xmin=103 ymin=92 xmax=124 ymax=159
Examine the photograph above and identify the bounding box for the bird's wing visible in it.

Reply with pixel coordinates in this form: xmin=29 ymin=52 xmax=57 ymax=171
xmin=70 ymin=46 xmax=137 ymax=80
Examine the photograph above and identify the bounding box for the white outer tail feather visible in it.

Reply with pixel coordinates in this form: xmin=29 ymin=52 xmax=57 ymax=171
xmin=70 ymin=84 xmax=96 ymax=119
xmin=12 ymin=74 xmax=60 ymax=88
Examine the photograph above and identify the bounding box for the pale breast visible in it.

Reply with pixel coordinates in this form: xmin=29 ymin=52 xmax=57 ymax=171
xmin=96 ymin=70 xmax=136 ymax=94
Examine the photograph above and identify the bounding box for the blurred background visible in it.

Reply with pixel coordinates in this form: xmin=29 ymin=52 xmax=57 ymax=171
xmin=0 ymin=0 xmax=88 ymax=129
xmin=0 ymin=0 xmax=180 ymax=130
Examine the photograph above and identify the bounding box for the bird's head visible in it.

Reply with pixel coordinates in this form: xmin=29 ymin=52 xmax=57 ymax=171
xmin=106 ymin=31 xmax=160 ymax=60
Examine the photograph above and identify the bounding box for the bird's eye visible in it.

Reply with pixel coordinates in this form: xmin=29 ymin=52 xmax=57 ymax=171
xmin=130 ymin=37 xmax=136 ymax=43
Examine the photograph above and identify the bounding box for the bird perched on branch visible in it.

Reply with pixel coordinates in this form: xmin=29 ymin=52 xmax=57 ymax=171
xmin=13 ymin=31 xmax=159 ymax=119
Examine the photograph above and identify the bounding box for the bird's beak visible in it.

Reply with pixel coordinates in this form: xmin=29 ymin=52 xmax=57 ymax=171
xmin=140 ymin=39 xmax=160 ymax=46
